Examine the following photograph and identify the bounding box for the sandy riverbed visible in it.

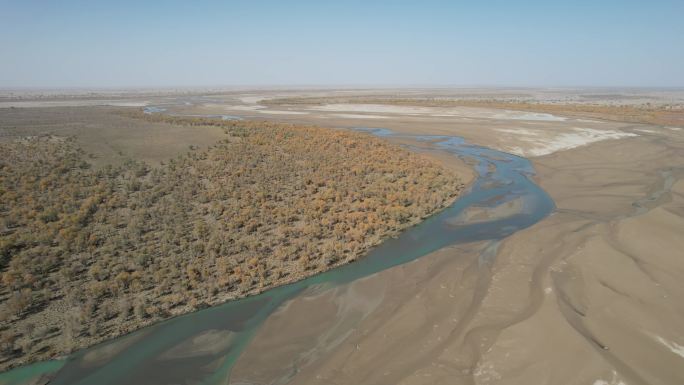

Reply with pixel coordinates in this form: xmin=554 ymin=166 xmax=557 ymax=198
xmin=2 ymin=88 xmax=682 ymax=385
xmin=156 ymin=91 xmax=650 ymax=158
xmin=115 ymin=89 xmax=683 ymax=384
xmin=225 ymin=99 xmax=684 ymax=385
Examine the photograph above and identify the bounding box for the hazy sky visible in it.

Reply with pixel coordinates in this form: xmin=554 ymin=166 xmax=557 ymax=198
xmin=2 ymin=0 xmax=683 ymax=88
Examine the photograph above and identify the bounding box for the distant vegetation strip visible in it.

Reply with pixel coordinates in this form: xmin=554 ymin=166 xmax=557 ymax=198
xmin=0 ymin=112 xmax=464 ymax=371
xmin=264 ymin=96 xmax=684 ymax=127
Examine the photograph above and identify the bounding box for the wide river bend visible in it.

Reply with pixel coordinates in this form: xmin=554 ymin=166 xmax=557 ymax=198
xmin=0 ymin=128 xmax=554 ymax=385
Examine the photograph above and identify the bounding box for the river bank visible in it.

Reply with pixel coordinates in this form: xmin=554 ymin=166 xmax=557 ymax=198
xmin=230 ymin=123 xmax=684 ymax=385
xmin=4 ymin=89 xmax=682 ymax=385
xmin=0 ymin=125 xmax=553 ymax=384
xmin=0 ymin=111 xmax=467 ymax=377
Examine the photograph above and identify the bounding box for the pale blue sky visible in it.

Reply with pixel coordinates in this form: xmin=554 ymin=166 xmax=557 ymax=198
xmin=1 ymin=0 xmax=683 ymax=88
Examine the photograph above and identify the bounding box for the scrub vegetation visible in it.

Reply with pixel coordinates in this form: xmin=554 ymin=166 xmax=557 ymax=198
xmin=0 ymin=112 xmax=464 ymax=371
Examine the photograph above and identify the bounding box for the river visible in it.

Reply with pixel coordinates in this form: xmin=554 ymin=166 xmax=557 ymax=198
xmin=0 ymin=127 xmax=554 ymax=385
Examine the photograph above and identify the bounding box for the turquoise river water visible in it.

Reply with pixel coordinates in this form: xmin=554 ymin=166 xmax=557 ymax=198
xmin=0 ymin=129 xmax=554 ymax=385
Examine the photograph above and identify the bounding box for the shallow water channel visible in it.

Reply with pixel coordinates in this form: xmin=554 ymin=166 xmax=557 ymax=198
xmin=0 ymin=129 xmax=554 ymax=385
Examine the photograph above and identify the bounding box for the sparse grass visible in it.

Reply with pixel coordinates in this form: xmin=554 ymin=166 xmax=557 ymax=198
xmin=0 ymin=106 xmax=227 ymax=167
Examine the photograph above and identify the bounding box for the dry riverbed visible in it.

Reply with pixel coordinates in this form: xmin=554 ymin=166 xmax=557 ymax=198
xmin=217 ymin=94 xmax=684 ymax=385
